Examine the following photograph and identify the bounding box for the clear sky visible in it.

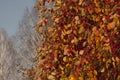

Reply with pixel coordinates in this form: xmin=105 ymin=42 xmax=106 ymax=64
xmin=0 ymin=0 xmax=35 ymax=36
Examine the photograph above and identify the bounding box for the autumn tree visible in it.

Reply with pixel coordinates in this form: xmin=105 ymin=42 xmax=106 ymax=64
xmin=29 ymin=0 xmax=120 ymax=80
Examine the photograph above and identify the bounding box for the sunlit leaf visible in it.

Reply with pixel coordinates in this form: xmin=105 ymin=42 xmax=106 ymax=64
xmin=94 ymin=70 xmax=97 ymax=76
xmin=107 ymin=22 xmax=115 ymax=30
xmin=79 ymin=50 xmax=84 ymax=55
xmin=78 ymin=0 xmax=83 ymax=5
xmin=48 ymin=75 xmax=55 ymax=80
xmin=63 ymin=56 xmax=67 ymax=62
xmin=101 ymin=68 xmax=105 ymax=73
xmin=81 ymin=9 xmax=85 ymax=16
xmin=79 ymin=77 xmax=84 ymax=80
xmin=69 ymin=74 xmax=77 ymax=80
xmin=116 ymin=57 xmax=120 ymax=62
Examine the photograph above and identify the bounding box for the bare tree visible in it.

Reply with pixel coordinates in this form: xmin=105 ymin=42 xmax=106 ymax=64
xmin=0 ymin=3 xmax=42 ymax=80
xmin=14 ymin=7 xmax=41 ymax=66
xmin=0 ymin=29 xmax=18 ymax=80
xmin=11 ymin=7 xmax=42 ymax=80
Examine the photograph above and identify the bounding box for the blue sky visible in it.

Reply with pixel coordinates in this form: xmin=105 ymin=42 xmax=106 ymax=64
xmin=0 ymin=0 xmax=35 ymax=36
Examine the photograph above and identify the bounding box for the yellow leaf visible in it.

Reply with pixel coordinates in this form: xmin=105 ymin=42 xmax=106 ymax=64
xmin=79 ymin=50 xmax=84 ymax=55
xmin=69 ymin=58 xmax=72 ymax=61
xmin=95 ymin=16 xmax=100 ymax=22
xmin=101 ymin=68 xmax=105 ymax=73
xmin=66 ymin=64 xmax=70 ymax=67
xmin=78 ymin=0 xmax=83 ymax=5
xmin=87 ymin=71 xmax=93 ymax=77
xmin=78 ymin=37 xmax=82 ymax=40
xmin=107 ymin=59 xmax=111 ymax=63
xmin=96 ymin=53 xmax=101 ymax=59
xmin=104 ymin=43 xmax=111 ymax=53
xmin=112 ymin=57 xmax=115 ymax=62
xmin=81 ymin=9 xmax=85 ymax=16
xmin=75 ymin=60 xmax=80 ymax=65
xmin=66 ymin=30 xmax=72 ymax=34
xmin=56 ymin=0 xmax=62 ymax=5
xmin=94 ymin=70 xmax=97 ymax=76
xmin=116 ymin=57 xmax=120 ymax=62
xmin=71 ymin=37 xmax=78 ymax=44
xmin=63 ymin=56 xmax=67 ymax=62
xmin=48 ymin=27 xmax=54 ymax=32
xmin=95 ymin=7 xmax=101 ymax=14
xmin=83 ymin=41 xmax=86 ymax=47
xmin=60 ymin=77 xmax=68 ymax=80
xmin=107 ymin=22 xmax=115 ymax=30
xmin=69 ymin=75 xmax=76 ymax=80
xmin=54 ymin=18 xmax=59 ymax=23
xmin=102 ymin=17 xmax=106 ymax=23
xmin=47 ymin=75 xmax=55 ymax=80
xmin=112 ymin=62 xmax=116 ymax=68
xmin=78 ymin=27 xmax=84 ymax=34
xmin=51 ymin=71 xmax=56 ymax=76
xmin=64 ymin=46 xmax=68 ymax=55
xmin=117 ymin=75 xmax=120 ymax=80
xmin=75 ymin=16 xmax=79 ymax=21
xmin=62 ymin=70 xmax=64 ymax=75
xmin=94 ymin=0 xmax=99 ymax=7
xmin=64 ymin=25 xmax=68 ymax=29
xmin=113 ymin=14 xmax=119 ymax=25
xmin=103 ymin=58 xmax=106 ymax=62
xmin=69 ymin=6 xmax=73 ymax=9
xmin=59 ymin=65 xmax=64 ymax=70
xmin=91 ymin=78 xmax=97 ymax=80
xmin=79 ymin=77 xmax=84 ymax=80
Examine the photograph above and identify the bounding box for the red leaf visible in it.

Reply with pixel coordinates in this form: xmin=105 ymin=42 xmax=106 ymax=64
xmin=117 ymin=8 xmax=120 ymax=15
xmin=114 ymin=0 xmax=119 ymax=2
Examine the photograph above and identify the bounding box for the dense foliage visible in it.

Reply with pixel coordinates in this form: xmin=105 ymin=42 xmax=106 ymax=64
xmin=29 ymin=0 xmax=120 ymax=80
